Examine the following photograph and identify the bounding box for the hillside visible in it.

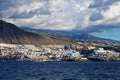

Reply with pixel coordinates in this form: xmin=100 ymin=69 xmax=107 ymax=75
xmin=0 ymin=20 xmax=71 ymax=46
xmin=76 ymin=33 xmax=120 ymax=43
xmin=22 ymin=27 xmax=120 ymax=43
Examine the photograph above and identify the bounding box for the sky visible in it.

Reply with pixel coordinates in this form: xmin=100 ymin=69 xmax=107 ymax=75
xmin=0 ymin=0 xmax=120 ymax=41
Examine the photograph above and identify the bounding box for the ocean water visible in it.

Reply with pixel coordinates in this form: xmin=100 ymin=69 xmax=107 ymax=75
xmin=0 ymin=61 xmax=120 ymax=80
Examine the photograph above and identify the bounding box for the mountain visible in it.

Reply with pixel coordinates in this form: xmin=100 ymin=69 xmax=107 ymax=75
xmin=76 ymin=33 xmax=99 ymax=40
xmin=76 ymin=33 xmax=120 ymax=43
xmin=22 ymin=27 xmax=120 ymax=43
xmin=0 ymin=20 xmax=71 ymax=46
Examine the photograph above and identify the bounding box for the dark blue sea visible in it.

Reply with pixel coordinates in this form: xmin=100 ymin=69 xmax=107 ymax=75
xmin=0 ymin=61 xmax=120 ymax=80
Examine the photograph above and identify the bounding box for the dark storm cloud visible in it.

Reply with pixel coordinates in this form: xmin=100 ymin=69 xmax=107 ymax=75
xmin=9 ymin=7 xmax=51 ymax=18
xmin=89 ymin=13 xmax=104 ymax=21
xmin=89 ymin=0 xmax=120 ymax=8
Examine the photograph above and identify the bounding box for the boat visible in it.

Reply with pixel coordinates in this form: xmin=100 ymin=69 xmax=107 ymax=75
xmin=87 ymin=56 xmax=105 ymax=61
xmin=87 ymin=48 xmax=107 ymax=61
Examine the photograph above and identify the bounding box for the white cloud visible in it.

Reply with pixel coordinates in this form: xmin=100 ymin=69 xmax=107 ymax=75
xmin=0 ymin=0 xmax=120 ymax=31
xmin=102 ymin=2 xmax=120 ymax=19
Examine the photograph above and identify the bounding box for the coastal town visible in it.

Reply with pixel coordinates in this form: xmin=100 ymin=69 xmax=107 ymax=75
xmin=0 ymin=41 xmax=120 ymax=62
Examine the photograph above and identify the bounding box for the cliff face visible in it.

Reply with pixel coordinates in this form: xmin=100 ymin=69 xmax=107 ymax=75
xmin=0 ymin=20 xmax=70 ymax=46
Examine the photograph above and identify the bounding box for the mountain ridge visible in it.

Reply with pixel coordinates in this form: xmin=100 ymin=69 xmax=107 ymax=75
xmin=0 ymin=20 xmax=71 ymax=46
xmin=21 ymin=27 xmax=120 ymax=43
